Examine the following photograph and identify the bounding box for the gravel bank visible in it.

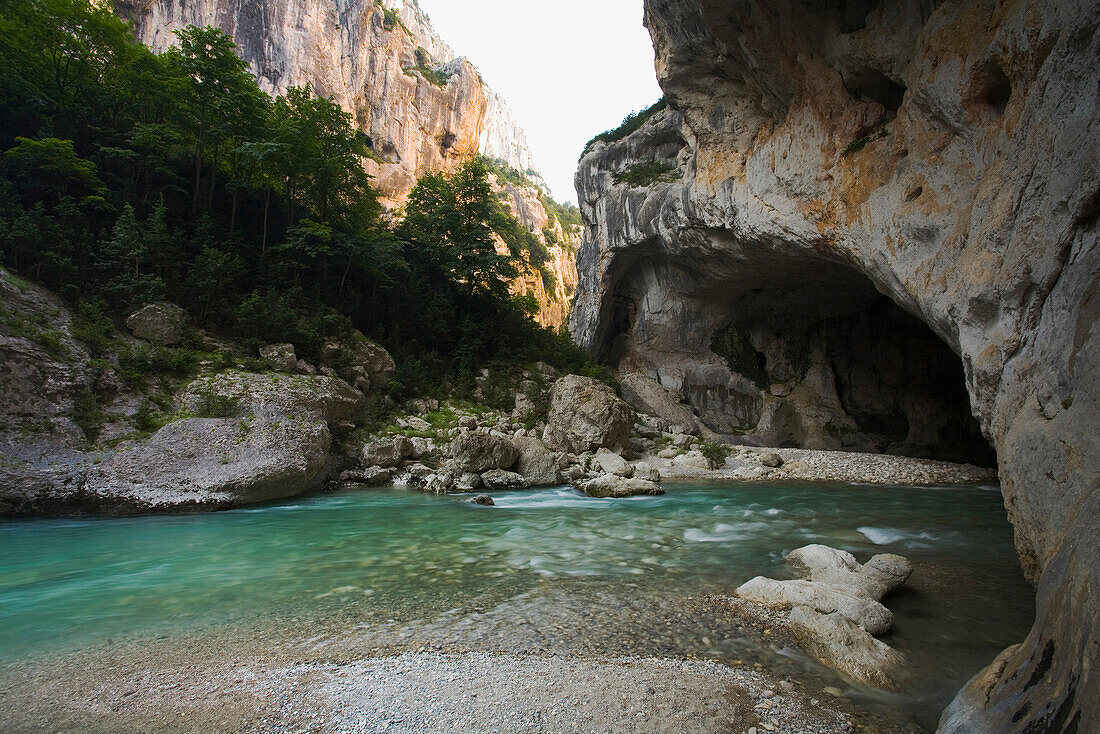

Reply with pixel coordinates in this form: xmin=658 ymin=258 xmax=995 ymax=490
xmin=264 ymin=652 xmax=859 ymax=734
xmin=644 ymin=447 xmax=997 ymax=485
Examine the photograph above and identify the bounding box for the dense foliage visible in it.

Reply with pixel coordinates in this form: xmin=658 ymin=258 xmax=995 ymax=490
xmin=0 ymin=0 xmax=590 ymax=397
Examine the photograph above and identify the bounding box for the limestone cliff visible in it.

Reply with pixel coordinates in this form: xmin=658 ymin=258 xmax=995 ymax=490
xmin=573 ymin=0 xmax=1098 ymax=730
xmin=115 ymin=0 xmax=549 ymax=208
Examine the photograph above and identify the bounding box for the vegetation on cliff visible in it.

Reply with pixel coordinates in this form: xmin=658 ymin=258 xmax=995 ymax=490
xmin=0 ymin=0 xmax=589 ymax=398
xmin=583 ymin=97 xmax=668 ymax=154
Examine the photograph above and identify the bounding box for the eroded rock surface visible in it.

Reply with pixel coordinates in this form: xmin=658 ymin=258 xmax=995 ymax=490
xmin=737 ymin=545 xmax=911 ymax=688
xmin=450 ymin=432 xmax=519 ymax=473
xmin=542 ymin=375 xmax=635 ymax=454
xmin=80 ymin=371 xmax=363 ymax=511
xmin=574 ymin=0 xmax=1098 ymax=728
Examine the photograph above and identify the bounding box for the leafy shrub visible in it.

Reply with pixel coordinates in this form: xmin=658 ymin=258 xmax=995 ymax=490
xmin=380 ymin=5 xmax=409 ymax=34
xmin=699 ymin=441 xmax=732 ymax=469
xmin=542 ymin=197 xmax=582 ymax=231
xmin=70 ymin=300 xmax=115 ymax=355
xmin=404 ymin=48 xmax=451 ymax=88
xmin=72 ymin=387 xmax=107 ymax=441
xmin=192 ymin=388 xmax=238 ymax=418
xmin=132 ymin=401 xmax=172 ymax=434
xmin=117 ymin=343 xmax=200 ymax=385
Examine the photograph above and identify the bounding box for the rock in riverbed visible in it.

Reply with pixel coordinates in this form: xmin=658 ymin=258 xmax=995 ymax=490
xmin=84 ymin=371 xmax=364 ymax=511
xmin=736 ymin=544 xmax=911 ymax=688
xmin=451 ymin=432 xmax=519 ymax=473
xmin=580 ymin=474 xmax=664 ymax=499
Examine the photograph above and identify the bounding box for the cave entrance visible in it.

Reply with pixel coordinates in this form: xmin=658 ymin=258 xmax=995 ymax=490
xmin=599 ymin=239 xmax=997 ymax=467
xmin=687 ymin=252 xmax=998 ymax=467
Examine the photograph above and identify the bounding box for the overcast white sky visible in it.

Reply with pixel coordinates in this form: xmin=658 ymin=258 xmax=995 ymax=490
xmin=415 ymin=0 xmax=663 ymax=204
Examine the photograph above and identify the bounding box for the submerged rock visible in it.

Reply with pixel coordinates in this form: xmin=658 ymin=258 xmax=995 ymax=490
xmin=471 ymin=494 xmax=495 ymax=506
xmin=736 ymin=544 xmax=912 ymax=688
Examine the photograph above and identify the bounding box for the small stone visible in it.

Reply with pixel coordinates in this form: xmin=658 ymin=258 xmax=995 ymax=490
xmin=471 ymin=495 xmax=495 ymax=506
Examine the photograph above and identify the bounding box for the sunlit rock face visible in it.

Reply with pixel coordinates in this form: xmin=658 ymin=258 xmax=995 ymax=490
xmin=116 ymin=0 xmax=544 ymax=208
xmin=573 ymin=0 xmax=1098 ymax=730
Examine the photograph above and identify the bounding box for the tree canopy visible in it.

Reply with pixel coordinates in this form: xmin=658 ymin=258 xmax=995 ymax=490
xmin=0 ymin=0 xmax=590 ymax=397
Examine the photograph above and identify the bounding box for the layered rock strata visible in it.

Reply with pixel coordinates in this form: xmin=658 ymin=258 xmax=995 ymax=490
xmin=574 ymin=0 xmax=1098 ymax=730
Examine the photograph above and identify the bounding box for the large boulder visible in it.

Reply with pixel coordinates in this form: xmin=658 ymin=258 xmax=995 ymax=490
xmin=593 ymin=449 xmax=633 ymax=477
xmin=512 ymin=436 xmax=561 ymax=486
xmin=361 ymin=436 xmax=414 ymax=468
xmin=320 ymin=330 xmax=395 ymax=393
xmin=451 ymin=432 xmax=519 ymax=473
xmin=542 ymin=375 xmax=635 ymax=453
xmin=788 ymin=607 xmax=907 ymax=690
xmin=125 ymin=302 xmax=188 ymax=346
xmin=82 ymin=371 xmax=363 ymax=511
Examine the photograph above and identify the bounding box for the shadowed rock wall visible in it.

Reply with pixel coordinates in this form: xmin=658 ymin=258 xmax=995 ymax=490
xmin=572 ymin=0 xmax=1098 ymax=729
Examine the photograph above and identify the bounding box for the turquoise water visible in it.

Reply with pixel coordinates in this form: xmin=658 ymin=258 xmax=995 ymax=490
xmin=0 ymin=481 xmax=1033 ymax=728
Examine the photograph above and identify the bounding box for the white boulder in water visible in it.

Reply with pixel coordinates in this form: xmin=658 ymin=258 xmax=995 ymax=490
xmin=736 ymin=544 xmax=912 ymax=688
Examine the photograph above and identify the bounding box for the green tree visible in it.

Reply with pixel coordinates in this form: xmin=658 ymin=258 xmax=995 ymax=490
xmin=167 ymin=26 xmax=267 ymax=211
xmin=399 ymin=158 xmax=518 ymax=298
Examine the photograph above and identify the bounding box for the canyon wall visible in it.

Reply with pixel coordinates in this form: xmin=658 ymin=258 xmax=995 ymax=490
xmin=573 ymin=0 xmax=1097 ymax=730
xmin=115 ymin=0 xmax=573 ymax=326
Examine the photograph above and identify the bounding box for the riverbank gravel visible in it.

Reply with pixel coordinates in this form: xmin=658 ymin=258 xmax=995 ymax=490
xmin=262 ymin=652 xmax=857 ymax=734
xmin=647 ymin=447 xmax=997 ymax=485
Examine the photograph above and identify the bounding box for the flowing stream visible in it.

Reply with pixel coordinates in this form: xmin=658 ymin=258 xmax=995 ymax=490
xmin=0 ymin=481 xmax=1033 ymax=730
